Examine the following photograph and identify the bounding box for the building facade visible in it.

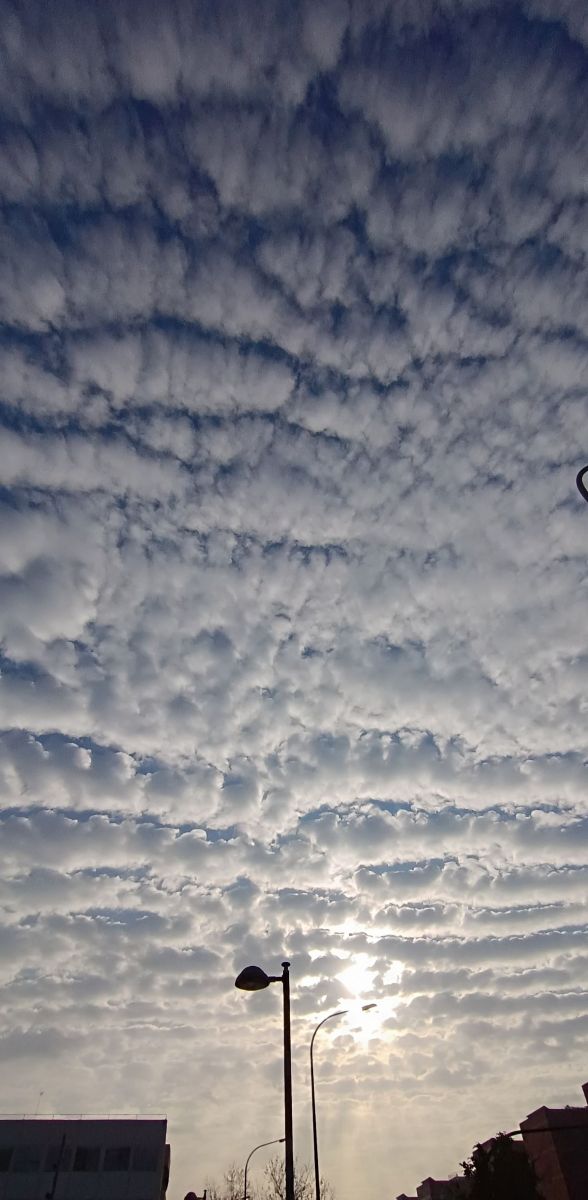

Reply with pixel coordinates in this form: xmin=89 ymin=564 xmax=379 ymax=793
xmin=521 ymin=1082 xmax=588 ymax=1200
xmin=397 ymin=1079 xmax=588 ymax=1200
xmin=0 ymin=1116 xmax=169 ymax=1200
xmin=397 ymin=1174 xmax=470 ymax=1199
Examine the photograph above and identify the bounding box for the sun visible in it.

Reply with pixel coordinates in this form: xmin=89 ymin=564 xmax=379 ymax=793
xmin=335 ymin=953 xmax=376 ymax=1001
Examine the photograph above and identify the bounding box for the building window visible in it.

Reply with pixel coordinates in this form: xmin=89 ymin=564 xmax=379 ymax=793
xmin=45 ymin=1142 xmax=71 ymax=1172
xmin=12 ymin=1145 xmax=42 ymax=1172
xmin=73 ymin=1145 xmax=101 ymax=1172
xmin=133 ymin=1145 xmax=160 ymax=1171
xmin=0 ymin=1147 xmax=13 ymax=1172
xmin=103 ymin=1146 xmax=131 ymax=1171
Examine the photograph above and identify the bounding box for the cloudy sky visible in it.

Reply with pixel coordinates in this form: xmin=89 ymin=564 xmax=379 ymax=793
xmin=1 ymin=1 xmax=588 ymax=1197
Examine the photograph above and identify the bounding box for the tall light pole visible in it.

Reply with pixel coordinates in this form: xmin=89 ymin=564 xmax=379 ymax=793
xmin=243 ymin=1137 xmax=285 ymax=1200
xmin=310 ymin=1004 xmax=376 ymax=1200
xmin=235 ymin=962 xmax=294 ymax=1200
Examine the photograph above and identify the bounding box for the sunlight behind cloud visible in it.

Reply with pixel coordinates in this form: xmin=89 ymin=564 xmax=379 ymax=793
xmin=383 ymin=960 xmax=404 ymax=987
xmin=336 ymin=953 xmax=377 ymax=1000
xmin=343 ymin=1001 xmax=381 ymax=1047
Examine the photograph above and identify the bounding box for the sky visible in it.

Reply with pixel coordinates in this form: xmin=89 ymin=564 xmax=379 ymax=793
xmin=0 ymin=1 xmax=587 ymax=1197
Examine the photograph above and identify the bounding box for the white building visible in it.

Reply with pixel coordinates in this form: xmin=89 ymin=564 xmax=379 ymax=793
xmin=0 ymin=1116 xmax=169 ymax=1200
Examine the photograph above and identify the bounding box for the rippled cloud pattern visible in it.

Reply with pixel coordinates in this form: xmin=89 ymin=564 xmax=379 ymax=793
xmin=1 ymin=2 xmax=587 ymax=1196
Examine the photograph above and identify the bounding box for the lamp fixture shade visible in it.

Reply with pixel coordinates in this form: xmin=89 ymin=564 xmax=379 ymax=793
xmin=578 ymin=465 xmax=588 ymax=502
xmin=235 ymin=964 xmax=272 ymax=991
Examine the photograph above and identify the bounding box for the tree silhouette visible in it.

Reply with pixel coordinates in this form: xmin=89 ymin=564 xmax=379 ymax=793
xmin=206 ymin=1157 xmax=334 ymax=1200
xmin=461 ymin=1133 xmax=540 ymax=1200
xmin=206 ymin=1164 xmax=246 ymax=1200
xmin=260 ymin=1156 xmax=334 ymax=1200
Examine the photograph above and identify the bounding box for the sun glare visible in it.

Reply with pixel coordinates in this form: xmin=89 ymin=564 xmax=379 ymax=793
xmin=329 ymin=954 xmax=405 ymax=1045
xmin=336 ymin=953 xmax=376 ymax=1000
xmin=383 ymin=960 xmax=404 ymax=986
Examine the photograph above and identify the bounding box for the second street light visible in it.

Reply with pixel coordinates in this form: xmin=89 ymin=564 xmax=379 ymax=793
xmin=310 ymin=1004 xmax=377 ymax=1200
xmin=243 ymin=1137 xmax=285 ymax=1200
xmin=235 ymin=961 xmax=294 ymax=1200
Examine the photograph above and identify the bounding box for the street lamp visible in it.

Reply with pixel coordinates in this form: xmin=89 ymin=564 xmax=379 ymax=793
xmin=577 ymin=465 xmax=588 ymax=502
xmin=235 ymin=962 xmax=294 ymax=1200
xmin=310 ymin=1004 xmax=377 ymax=1200
xmin=243 ymin=1138 xmax=285 ymax=1200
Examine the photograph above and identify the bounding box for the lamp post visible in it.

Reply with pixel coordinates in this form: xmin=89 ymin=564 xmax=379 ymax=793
xmin=577 ymin=465 xmax=588 ymax=502
xmin=235 ymin=962 xmax=294 ymax=1200
xmin=243 ymin=1138 xmax=285 ymax=1200
xmin=310 ymin=1004 xmax=377 ymax=1200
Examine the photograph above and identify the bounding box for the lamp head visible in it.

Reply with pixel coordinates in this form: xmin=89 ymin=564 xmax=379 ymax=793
xmin=361 ymin=1003 xmax=377 ymax=1012
xmin=578 ymin=465 xmax=588 ymax=502
xmin=235 ymin=964 xmax=272 ymax=991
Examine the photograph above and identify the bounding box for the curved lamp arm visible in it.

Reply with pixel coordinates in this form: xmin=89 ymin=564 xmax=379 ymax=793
xmin=577 ymin=465 xmax=588 ymax=503
xmin=310 ymin=1010 xmax=347 ymax=1200
xmin=310 ymin=1004 xmax=377 ymax=1200
xmin=310 ymin=1008 xmax=348 ymax=1056
xmin=243 ymin=1139 xmax=285 ymax=1200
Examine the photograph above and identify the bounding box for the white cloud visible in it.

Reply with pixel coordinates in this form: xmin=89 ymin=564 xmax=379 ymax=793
xmin=2 ymin=4 xmax=588 ymax=1200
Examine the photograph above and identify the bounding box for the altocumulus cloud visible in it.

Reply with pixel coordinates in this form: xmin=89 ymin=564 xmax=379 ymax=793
xmin=0 ymin=1 xmax=587 ymax=1196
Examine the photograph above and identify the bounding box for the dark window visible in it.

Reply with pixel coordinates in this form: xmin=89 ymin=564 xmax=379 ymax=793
xmin=0 ymin=1147 xmax=13 ymax=1172
xmin=73 ymin=1145 xmax=101 ymax=1172
xmin=133 ymin=1145 xmax=159 ymax=1171
xmin=104 ymin=1146 xmax=131 ymax=1171
xmin=12 ymin=1145 xmax=42 ymax=1172
xmin=45 ymin=1142 xmax=71 ymax=1172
